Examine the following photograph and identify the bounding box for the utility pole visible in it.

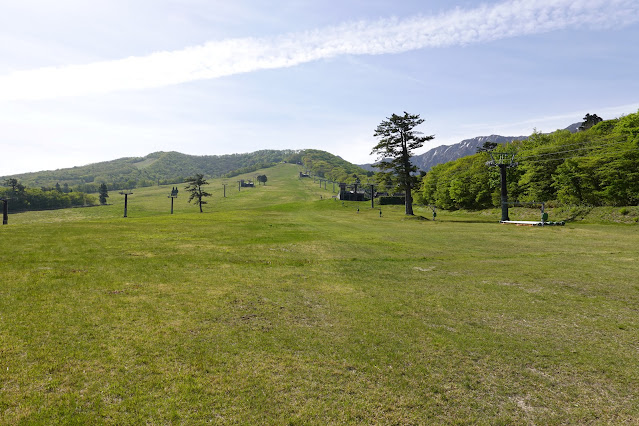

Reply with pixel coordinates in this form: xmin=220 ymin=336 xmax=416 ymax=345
xmin=119 ymin=191 xmax=133 ymax=217
xmin=369 ymin=184 xmax=375 ymax=208
xmin=1 ymin=197 xmax=8 ymax=225
xmin=487 ymin=151 xmax=518 ymax=222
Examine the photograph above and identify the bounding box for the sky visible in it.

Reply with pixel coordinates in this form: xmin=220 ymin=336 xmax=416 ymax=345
xmin=1 ymin=0 xmax=638 ymax=176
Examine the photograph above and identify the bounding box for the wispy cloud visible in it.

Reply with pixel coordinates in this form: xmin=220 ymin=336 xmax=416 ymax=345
xmin=2 ymin=0 xmax=638 ymax=101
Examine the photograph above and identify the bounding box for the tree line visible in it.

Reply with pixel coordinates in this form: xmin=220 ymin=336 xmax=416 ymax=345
xmin=1 ymin=178 xmax=97 ymax=212
xmin=417 ymin=112 xmax=639 ymax=209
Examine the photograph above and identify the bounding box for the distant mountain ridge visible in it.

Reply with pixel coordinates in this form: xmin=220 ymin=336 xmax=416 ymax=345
xmin=411 ymin=134 xmax=528 ymax=172
xmin=360 ymin=123 xmax=581 ymax=172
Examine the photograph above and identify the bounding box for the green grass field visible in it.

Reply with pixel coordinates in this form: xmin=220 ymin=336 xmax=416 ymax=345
xmin=1 ymin=163 xmax=638 ymax=424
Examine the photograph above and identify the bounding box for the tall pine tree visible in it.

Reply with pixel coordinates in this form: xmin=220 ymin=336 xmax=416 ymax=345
xmin=372 ymin=112 xmax=434 ymax=215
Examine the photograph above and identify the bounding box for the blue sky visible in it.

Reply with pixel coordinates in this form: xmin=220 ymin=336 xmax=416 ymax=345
xmin=1 ymin=0 xmax=638 ymax=176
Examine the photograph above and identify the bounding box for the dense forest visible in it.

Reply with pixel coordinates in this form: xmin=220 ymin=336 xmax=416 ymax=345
xmin=418 ymin=111 xmax=639 ymax=209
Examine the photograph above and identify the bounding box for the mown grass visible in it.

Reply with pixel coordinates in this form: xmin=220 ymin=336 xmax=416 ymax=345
xmin=1 ymin=163 xmax=638 ymax=423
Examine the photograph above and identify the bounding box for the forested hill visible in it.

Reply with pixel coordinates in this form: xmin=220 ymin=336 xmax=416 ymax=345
xmin=1 ymin=149 xmax=367 ymax=193
xmin=419 ymin=111 xmax=639 ymax=209
xmin=3 ymin=150 xmax=294 ymax=191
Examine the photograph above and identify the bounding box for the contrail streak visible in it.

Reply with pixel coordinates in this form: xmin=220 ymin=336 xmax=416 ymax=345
xmin=1 ymin=0 xmax=637 ymax=101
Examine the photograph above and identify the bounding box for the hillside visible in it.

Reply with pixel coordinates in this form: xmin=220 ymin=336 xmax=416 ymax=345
xmin=1 ymin=150 xmax=292 ymax=191
xmin=419 ymin=112 xmax=639 ymax=209
xmin=1 ymin=149 xmax=366 ymax=193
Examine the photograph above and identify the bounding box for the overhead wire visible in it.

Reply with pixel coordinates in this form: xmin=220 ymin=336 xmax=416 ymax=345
xmin=516 ymin=138 xmax=633 ymax=160
xmin=512 ymin=134 xmax=610 ymax=152
xmin=518 ymin=146 xmax=639 ymax=164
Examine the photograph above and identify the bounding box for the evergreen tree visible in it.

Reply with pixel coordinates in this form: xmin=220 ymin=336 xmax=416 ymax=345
xmin=184 ymin=174 xmax=211 ymax=213
xmin=98 ymin=183 xmax=109 ymax=205
xmin=372 ymin=112 xmax=434 ymax=215
xmin=476 ymin=141 xmax=499 ymax=153
xmin=578 ymin=113 xmax=603 ymax=131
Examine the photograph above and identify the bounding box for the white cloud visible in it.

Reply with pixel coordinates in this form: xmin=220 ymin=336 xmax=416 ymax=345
xmin=1 ymin=0 xmax=638 ymax=101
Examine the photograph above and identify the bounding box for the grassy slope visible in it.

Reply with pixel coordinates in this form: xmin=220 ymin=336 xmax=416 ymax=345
xmin=1 ymin=164 xmax=638 ymax=423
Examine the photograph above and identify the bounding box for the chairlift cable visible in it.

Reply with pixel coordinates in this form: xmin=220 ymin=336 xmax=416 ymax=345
xmin=516 ymin=138 xmax=634 ymax=160
xmin=518 ymin=147 xmax=639 ymax=164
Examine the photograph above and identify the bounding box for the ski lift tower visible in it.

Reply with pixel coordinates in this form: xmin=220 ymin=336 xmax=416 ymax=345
xmin=168 ymin=187 xmax=178 ymax=214
xmin=119 ymin=191 xmax=133 ymax=218
xmin=487 ymin=151 xmax=518 ymax=222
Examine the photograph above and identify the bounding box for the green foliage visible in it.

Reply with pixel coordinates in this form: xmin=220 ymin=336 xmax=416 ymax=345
xmin=0 ymin=179 xmax=96 ymax=212
xmin=294 ymin=149 xmax=368 ymax=183
xmin=420 ymin=155 xmax=496 ymax=210
xmin=373 ymin=171 xmax=400 ymax=194
xmin=420 ymin=110 xmax=639 ymax=208
xmin=223 ymin=162 xmax=277 ymax=178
